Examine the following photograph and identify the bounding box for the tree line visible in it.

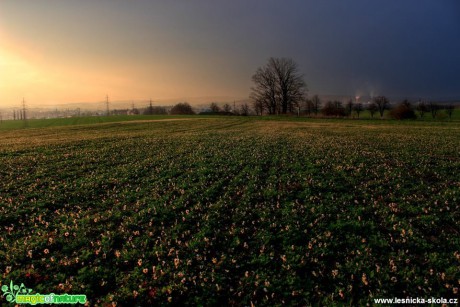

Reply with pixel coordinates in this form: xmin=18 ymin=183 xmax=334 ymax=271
xmin=152 ymin=95 xmax=455 ymax=120
xmin=248 ymin=57 xmax=457 ymax=120
xmin=301 ymin=96 xmax=455 ymax=120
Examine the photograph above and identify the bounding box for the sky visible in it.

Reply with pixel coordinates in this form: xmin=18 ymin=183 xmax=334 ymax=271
xmin=1 ymin=0 xmax=460 ymax=108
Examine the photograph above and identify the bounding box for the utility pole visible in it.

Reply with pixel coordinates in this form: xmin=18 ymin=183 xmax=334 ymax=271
xmin=106 ymin=95 xmax=110 ymax=116
xmin=22 ymin=98 xmax=27 ymax=121
xmin=147 ymin=98 xmax=154 ymax=115
xmin=21 ymin=98 xmax=28 ymax=126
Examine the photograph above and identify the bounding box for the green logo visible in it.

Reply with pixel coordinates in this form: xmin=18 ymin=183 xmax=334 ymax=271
xmin=1 ymin=281 xmax=86 ymax=305
xmin=1 ymin=281 xmax=33 ymax=303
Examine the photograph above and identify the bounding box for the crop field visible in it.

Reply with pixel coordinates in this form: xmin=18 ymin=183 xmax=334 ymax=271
xmin=0 ymin=117 xmax=459 ymax=305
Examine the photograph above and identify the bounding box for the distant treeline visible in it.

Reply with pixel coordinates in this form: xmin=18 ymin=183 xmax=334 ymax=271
xmin=2 ymin=97 xmax=457 ymax=121
xmin=298 ymin=96 xmax=457 ymax=120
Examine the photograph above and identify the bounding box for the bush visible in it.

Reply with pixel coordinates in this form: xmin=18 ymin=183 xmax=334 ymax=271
xmin=143 ymin=106 xmax=167 ymax=115
xmin=389 ymin=101 xmax=416 ymax=120
xmin=321 ymin=101 xmax=346 ymax=117
xmin=170 ymin=103 xmax=195 ymax=115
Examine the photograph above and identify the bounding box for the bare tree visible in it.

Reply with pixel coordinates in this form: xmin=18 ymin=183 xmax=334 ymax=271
xmin=252 ymin=100 xmax=264 ymax=116
xmin=353 ymin=103 xmax=363 ymax=118
xmin=271 ymin=58 xmax=306 ymax=114
xmin=345 ymin=99 xmax=353 ymax=117
xmin=311 ymin=95 xmax=321 ymax=116
xmin=305 ymin=99 xmax=314 ymax=116
xmin=210 ymin=102 xmax=220 ymax=113
xmin=416 ymin=100 xmax=428 ymax=118
xmin=368 ymin=102 xmax=378 ymax=118
xmin=223 ymin=103 xmax=232 ymax=113
xmin=445 ymin=104 xmax=455 ymax=119
xmin=374 ymin=96 xmax=389 ymax=118
xmin=250 ymin=57 xmax=306 ymax=115
xmin=251 ymin=65 xmax=277 ymax=114
xmin=428 ymin=102 xmax=439 ymax=119
xmin=240 ymin=103 xmax=250 ymax=116
xmin=322 ymin=101 xmax=345 ymax=117
xmin=321 ymin=101 xmax=335 ymax=116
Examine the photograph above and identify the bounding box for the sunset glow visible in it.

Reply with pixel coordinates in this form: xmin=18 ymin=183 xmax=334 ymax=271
xmin=1 ymin=1 xmax=459 ymax=108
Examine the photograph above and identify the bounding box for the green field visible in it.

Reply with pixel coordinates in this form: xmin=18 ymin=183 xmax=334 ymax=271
xmin=0 ymin=115 xmax=187 ymax=131
xmin=1 ymin=117 xmax=459 ymax=305
xmin=0 ymin=106 xmax=459 ymax=131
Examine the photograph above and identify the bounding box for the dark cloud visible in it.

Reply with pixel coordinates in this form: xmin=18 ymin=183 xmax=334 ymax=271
xmin=2 ymin=0 xmax=459 ymax=103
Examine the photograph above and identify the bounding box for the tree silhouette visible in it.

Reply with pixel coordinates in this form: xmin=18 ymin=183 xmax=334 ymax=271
xmin=445 ymin=104 xmax=454 ymax=119
xmin=416 ymin=101 xmax=427 ymax=118
xmin=428 ymin=102 xmax=439 ymax=119
xmin=223 ymin=104 xmax=232 ymax=113
xmin=311 ymin=95 xmax=321 ymax=116
xmin=374 ymin=96 xmax=389 ymax=118
xmin=368 ymin=102 xmax=378 ymax=118
xmin=240 ymin=103 xmax=250 ymax=116
xmin=345 ymin=99 xmax=353 ymax=116
xmin=251 ymin=57 xmax=306 ymax=114
xmin=170 ymin=103 xmax=195 ymax=115
xmin=389 ymin=100 xmax=416 ymax=120
xmin=353 ymin=103 xmax=363 ymax=118
xmin=210 ymin=103 xmax=220 ymax=113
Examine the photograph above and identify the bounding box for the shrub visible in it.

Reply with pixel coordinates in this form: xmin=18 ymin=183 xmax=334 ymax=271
xmin=389 ymin=101 xmax=416 ymax=120
xmin=170 ymin=102 xmax=195 ymax=115
xmin=321 ymin=101 xmax=346 ymax=117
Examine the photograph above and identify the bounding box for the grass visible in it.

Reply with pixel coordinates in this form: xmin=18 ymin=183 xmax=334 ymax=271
xmin=0 ymin=107 xmax=458 ymax=131
xmin=0 ymin=115 xmax=197 ymax=131
xmin=0 ymin=117 xmax=459 ymax=305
